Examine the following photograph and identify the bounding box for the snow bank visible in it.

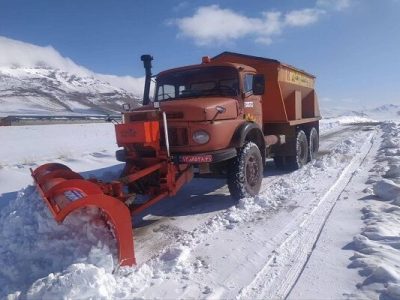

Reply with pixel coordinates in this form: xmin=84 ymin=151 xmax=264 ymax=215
xmin=350 ymin=121 xmax=400 ymax=298
xmin=373 ymin=179 xmax=400 ymax=201
xmin=0 ymin=187 xmax=117 ymax=299
xmin=27 ymin=263 xmax=117 ymax=300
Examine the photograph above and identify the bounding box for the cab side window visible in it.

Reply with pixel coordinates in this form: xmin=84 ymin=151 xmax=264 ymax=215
xmin=244 ymin=74 xmax=254 ymax=93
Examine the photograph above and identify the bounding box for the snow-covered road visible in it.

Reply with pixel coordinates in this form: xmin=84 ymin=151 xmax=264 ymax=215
xmin=1 ymin=119 xmax=399 ymax=299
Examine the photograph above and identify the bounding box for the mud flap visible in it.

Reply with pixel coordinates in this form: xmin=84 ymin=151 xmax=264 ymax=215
xmin=31 ymin=163 xmax=136 ymax=266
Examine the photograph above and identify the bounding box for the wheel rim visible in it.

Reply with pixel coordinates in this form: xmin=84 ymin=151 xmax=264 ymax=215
xmin=312 ymin=134 xmax=318 ymax=155
xmin=299 ymin=141 xmax=307 ymax=163
xmin=299 ymin=143 xmax=304 ymax=160
xmin=246 ymin=154 xmax=260 ymax=187
xmin=310 ymin=129 xmax=319 ymax=159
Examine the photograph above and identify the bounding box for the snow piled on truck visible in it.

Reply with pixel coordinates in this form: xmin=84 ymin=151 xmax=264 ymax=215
xmin=350 ymin=122 xmax=400 ymax=299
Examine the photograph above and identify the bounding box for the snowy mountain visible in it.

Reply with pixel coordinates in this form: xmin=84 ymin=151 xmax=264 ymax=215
xmin=370 ymin=103 xmax=400 ymax=114
xmin=322 ymin=104 xmax=400 ymax=120
xmin=0 ymin=67 xmax=142 ymax=116
xmin=0 ymin=36 xmax=145 ymax=116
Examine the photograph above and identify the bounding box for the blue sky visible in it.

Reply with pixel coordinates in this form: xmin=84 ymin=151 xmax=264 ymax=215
xmin=0 ymin=0 xmax=399 ymax=108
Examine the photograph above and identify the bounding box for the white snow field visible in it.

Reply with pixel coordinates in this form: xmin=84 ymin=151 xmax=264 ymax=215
xmin=1 ymin=117 xmax=400 ymax=299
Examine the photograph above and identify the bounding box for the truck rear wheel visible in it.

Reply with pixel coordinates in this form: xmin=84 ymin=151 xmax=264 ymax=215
xmin=308 ymin=127 xmax=319 ymax=161
xmin=287 ymin=130 xmax=308 ymax=170
xmin=228 ymin=142 xmax=263 ymax=200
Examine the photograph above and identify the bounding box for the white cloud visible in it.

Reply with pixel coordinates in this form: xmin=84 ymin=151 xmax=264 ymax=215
xmin=97 ymin=74 xmax=146 ymax=95
xmin=0 ymin=36 xmax=91 ymax=76
xmin=0 ymin=36 xmax=145 ymax=95
xmin=316 ymin=0 xmax=352 ymax=11
xmin=284 ymin=8 xmax=324 ymax=27
xmin=174 ymin=5 xmax=276 ymax=46
xmin=173 ymin=5 xmax=324 ymax=46
xmin=172 ymin=0 xmax=354 ymax=47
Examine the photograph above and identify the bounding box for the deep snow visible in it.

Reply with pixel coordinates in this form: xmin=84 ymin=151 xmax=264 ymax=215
xmin=0 ymin=117 xmax=400 ymax=299
xmin=350 ymin=122 xmax=400 ymax=299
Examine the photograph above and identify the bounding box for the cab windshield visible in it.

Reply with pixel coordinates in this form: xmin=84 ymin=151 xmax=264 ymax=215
xmin=155 ymin=66 xmax=239 ymax=101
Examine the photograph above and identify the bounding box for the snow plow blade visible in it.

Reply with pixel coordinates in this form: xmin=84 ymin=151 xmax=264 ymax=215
xmin=31 ymin=163 xmax=136 ymax=266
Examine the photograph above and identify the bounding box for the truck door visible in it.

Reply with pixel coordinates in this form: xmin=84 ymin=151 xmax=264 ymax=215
xmin=243 ymin=73 xmax=263 ymax=127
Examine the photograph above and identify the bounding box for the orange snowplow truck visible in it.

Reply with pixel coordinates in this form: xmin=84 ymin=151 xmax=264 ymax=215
xmin=31 ymin=52 xmax=321 ymax=267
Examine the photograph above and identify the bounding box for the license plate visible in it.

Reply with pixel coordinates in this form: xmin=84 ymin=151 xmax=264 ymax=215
xmin=180 ymin=155 xmax=212 ymax=163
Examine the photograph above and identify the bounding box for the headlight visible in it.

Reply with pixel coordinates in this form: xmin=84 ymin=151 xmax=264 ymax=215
xmin=192 ymin=130 xmax=210 ymax=144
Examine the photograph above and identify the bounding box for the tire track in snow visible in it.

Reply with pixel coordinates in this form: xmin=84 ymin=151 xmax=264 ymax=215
xmin=236 ymin=130 xmax=376 ymax=300
xmin=258 ymin=124 xmax=365 ymax=193
xmin=132 ymin=125 xmax=371 ymax=265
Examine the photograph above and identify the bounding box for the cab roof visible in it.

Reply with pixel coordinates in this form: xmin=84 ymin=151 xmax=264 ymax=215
xmin=156 ymin=61 xmax=256 ymax=77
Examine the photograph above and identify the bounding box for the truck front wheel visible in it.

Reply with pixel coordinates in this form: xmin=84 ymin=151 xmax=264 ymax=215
xmin=228 ymin=142 xmax=263 ymax=200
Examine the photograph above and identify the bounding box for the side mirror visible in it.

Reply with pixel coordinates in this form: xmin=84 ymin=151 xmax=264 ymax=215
xmin=216 ymin=105 xmax=226 ymax=113
xmin=252 ymin=74 xmax=265 ymax=95
xmin=122 ymin=103 xmax=131 ymax=111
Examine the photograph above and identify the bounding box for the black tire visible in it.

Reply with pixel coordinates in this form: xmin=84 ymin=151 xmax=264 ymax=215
xmin=286 ymin=130 xmax=309 ymax=170
xmin=308 ymin=127 xmax=319 ymax=161
xmin=274 ymin=156 xmax=285 ymax=170
xmin=227 ymin=142 xmax=263 ymax=200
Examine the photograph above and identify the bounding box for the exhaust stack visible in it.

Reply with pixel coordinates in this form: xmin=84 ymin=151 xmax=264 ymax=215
xmin=141 ymin=54 xmax=153 ymax=106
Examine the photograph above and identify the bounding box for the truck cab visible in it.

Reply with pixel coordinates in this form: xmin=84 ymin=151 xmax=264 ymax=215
xmin=154 ymin=60 xmax=264 ymax=156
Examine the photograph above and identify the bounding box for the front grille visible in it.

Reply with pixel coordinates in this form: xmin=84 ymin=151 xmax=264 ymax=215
xmin=161 ymin=127 xmax=189 ymax=146
xmin=128 ymin=111 xmax=159 ymax=122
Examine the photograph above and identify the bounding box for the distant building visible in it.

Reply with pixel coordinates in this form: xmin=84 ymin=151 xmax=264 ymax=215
xmin=0 ymin=116 xmax=19 ymax=126
xmin=0 ymin=115 xmax=121 ymax=126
